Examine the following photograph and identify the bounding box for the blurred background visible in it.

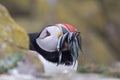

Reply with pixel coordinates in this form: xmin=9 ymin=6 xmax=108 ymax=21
xmin=0 ymin=0 xmax=120 ymax=66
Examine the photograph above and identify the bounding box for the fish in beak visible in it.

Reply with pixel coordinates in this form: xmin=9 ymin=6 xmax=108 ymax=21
xmin=56 ymin=24 xmax=83 ymax=65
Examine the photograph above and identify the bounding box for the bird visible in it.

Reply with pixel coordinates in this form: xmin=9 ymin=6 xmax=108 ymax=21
xmin=28 ymin=23 xmax=83 ymax=73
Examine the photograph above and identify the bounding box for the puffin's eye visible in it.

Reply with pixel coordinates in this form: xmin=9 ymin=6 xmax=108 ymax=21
xmin=40 ymin=30 xmax=51 ymax=39
xmin=46 ymin=30 xmax=50 ymax=36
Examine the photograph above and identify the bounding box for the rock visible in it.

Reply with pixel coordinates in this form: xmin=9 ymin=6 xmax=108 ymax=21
xmin=9 ymin=51 xmax=44 ymax=77
xmin=0 ymin=4 xmax=29 ymax=55
xmin=0 ymin=4 xmax=44 ymax=75
xmin=1 ymin=72 xmax=120 ymax=80
xmin=0 ymin=4 xmax=29 ymax=73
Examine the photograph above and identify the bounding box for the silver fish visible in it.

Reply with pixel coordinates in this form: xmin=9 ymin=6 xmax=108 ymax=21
xmin=68 ymin=32 xmax=75 ymax=49
xmin=57 ymin=31 xmax=83 ymax=65
xmin=57 ymin=36 xmax=62 ymax=51
xmin=57 ymin=33 xmax=69 ymax=64
xmin=77 ymin=32 xmax=84 ymax=53
xmin=60 ymin=33 xmax=69 ymax=50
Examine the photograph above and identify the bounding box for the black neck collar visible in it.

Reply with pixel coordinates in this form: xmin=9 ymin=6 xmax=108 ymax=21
xmin=32 ymin=40 xmax=59 ymax=63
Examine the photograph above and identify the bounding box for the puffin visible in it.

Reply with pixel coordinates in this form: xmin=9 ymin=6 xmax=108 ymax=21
xmin=28 ymin=23 xmax=83 ymax=73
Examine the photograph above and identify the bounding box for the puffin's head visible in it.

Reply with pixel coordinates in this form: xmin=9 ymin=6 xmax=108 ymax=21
xmin=36 ymin=25 xmax=61 ymax=52
xmin=36 ymin=23 xmax=82 ymax=65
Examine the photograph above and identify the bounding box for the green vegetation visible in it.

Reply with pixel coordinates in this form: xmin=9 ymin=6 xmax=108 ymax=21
xmin=0 ymin=53 xmax=23 ymax=74
xmin=78 ymin=64 xmax=120 ymax=78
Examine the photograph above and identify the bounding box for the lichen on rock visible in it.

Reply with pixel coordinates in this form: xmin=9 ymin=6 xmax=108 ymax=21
xmin=0 ymin=4 xmax=45 ymax=75
xmin=0 ymin=4 xmax=29 ymax=54
xmin=0 ymin=4 xmax=30 ymax=73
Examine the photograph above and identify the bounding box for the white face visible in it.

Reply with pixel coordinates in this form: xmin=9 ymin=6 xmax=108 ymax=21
xmin=36 ymin=26 xmax=62 ymax=52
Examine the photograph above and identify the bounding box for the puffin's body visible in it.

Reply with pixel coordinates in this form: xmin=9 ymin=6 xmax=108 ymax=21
xmin=35 ymin=50 xmax=78 ymax=73
xmin=28 ymin=24 xmax=82 ymax=73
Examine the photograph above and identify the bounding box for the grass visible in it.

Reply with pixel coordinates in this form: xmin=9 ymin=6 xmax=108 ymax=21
xmin=78 ymin=64 xmax=120 ymax=78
